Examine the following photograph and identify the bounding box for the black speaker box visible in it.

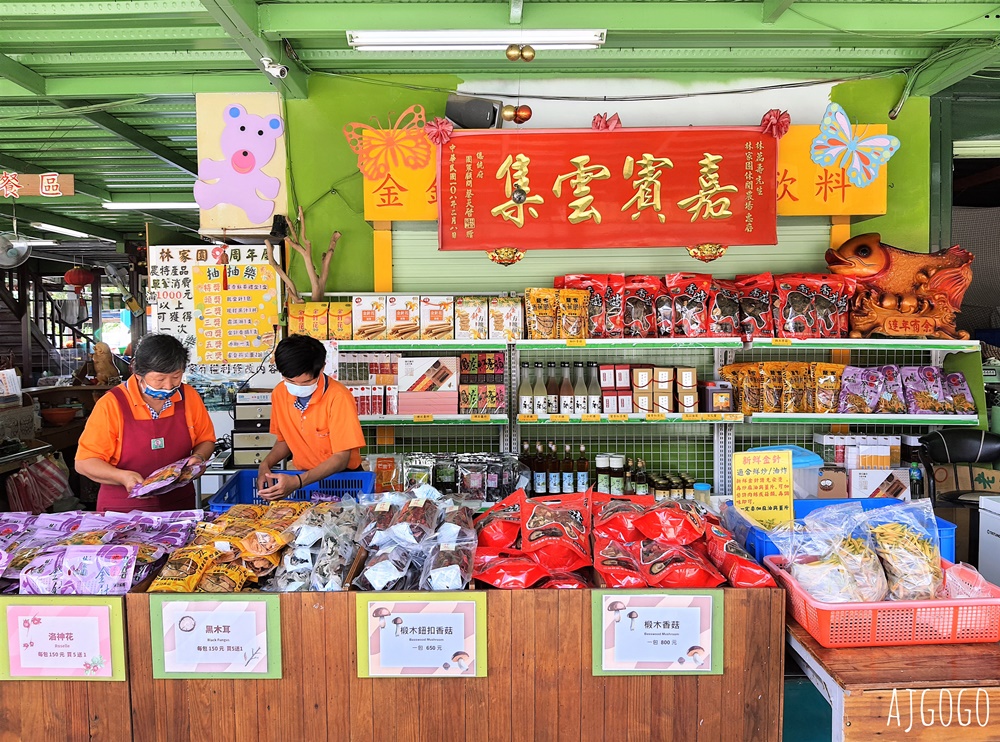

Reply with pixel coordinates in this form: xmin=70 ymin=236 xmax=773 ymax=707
xmin=445 ymin=95 xmax=503 ymax=129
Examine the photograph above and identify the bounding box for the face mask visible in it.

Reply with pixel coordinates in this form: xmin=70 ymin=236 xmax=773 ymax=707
xmin=141 ymin=378 xmax=179 ymax=400
xmin=285 ymin=380 xmax=318 ymax=398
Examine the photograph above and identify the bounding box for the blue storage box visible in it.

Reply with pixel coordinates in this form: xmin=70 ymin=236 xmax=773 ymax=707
xmin=724 ymin=498 xmax=956 ymax=563
xmin=208 ymin=470 xmax=375 ymax=514
xmin=747 ymin=445 xmax=824 ymax=499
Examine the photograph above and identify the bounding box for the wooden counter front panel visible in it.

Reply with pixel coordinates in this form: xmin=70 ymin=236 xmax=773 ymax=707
xmin=126 ymin=588 xmax=784 ymax=742
xmin=844 ymin=687 xmax=1000 ymax=741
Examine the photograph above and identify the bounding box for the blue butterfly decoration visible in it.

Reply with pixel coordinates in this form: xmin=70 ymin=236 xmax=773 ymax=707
xmin=809 ymin=102 xmax=900 ymax=188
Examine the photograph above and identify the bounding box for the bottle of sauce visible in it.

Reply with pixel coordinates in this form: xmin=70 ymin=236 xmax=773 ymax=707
xmin=573 ymin=361 xmax=588 ymax=416
xmin=558 ymin=362 xmax=574 ymax=415
xmin=561 ymin=444 xmax=575 ymax=494
xmin=634 ymin=459 xmax=649 ymax=495
xmin=545 ymin=361 xmax=559 ymax=415
xmin=519 ymin=441 xmax=533 ymax=494
xmin=517 ymin=361 xmax=534 ymax=415
xmin=587 ymin=361 xmax=602 ymax=414
xmin=625 ymin=457 xmax=634 ymax=494
xmin=532 ymin=362 xmax=547 ymax=416
xmin=576 ymin=444 xmax=590 ymax=492
xmin=609 ymin=456 xmax=625 ymax=495
xmin=533 ymin=441 xmax=547 ymax=494
xmin=595 ymin=454 xmax=611 ymax=494
xmin=547 ymin=441 xmax=562 ymax=493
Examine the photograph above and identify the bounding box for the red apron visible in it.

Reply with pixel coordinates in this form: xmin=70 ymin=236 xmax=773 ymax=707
xmin=96 ymin=384 xmax=196 ymax=513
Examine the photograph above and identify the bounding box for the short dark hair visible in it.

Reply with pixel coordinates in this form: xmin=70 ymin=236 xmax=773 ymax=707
xmin=275 ymin=334 xmax=326 ymax=379
xmin=133 ymin=334 xmax=189 ymax=375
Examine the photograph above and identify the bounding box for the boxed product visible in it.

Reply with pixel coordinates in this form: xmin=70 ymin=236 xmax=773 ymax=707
xmin=398 ymin=357 xmax=458 ymax=393
xmin=677 ymin=389 xmax=698 ymax=411
xmin=460 ymin=353 xmax=478 ymax=385
xmin=932 ymin=464 xmax=1000 ymax=498
xmin=631 ymin=366 xmax=653 ymax=391
xmin=455 ymin=296 xmax=488 ymax=340
xmin=385 ymin=386 xmax=398 ymax=415
xmin=653 ymin=367 xmax=675 ymax=392
xmin=599 ymin=365 xmax=616 ymax=390
xmin=459 ymin=385 xmax=479 ymax=414
xmin=420 ymin=296 xmax=454 ymax=340
xmin=614 ymin=365 xmax=631 ymax=390
xmin=849 ymin=468 xmax=911 ymax=500
xmin=288 ymin=302 xmax=329 ymax=339
xmin=398 ymin=392 xmax=459 ymax=416
xmin=813 ymin=434 xmax=836 ymax=463
xmin=816 ymin=467 xmax=849 ymax=499
xmin=477 ymin=351 xmax=504 ymax=384
xmin=633 ymin=391 xmax=653 ymax=413
xmin=370 ymin=385 xmax=385 ymax=416
xmin=602 ymin=390 xmax=619 ymax=414
xmin=386 ymin=295 xmax=420 ymax=340
xmin=328 ymin=301 xmax=353 ymax=340
xmin=676 ymin=367 xmax=698 ymax=388
xmin=698 ymin=381 xmax=733 ymax=412
xmin=353 ymin=296 xmax=387 ymax=341
xmin=617 ymin=392 xmax=634 ymax=414
xmin=653 ymin=391 xmax=675 ymax=413
xmin=489 ymin=296 xmax=523 ymax=341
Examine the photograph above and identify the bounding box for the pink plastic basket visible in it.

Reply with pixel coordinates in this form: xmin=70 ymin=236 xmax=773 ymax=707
xmin=764 ymin=555 xmax=1000 ymax=648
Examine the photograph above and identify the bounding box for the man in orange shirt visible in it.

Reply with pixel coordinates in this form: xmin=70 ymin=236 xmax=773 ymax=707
xmin=77 ymin=334 xmax=216 ymax=512
xmin=258 ymin=334 xmax=365 ymax=500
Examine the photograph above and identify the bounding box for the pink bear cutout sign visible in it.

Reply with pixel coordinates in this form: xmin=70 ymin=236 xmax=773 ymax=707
xmin=194 ymin=104 xmax=284 ymax=225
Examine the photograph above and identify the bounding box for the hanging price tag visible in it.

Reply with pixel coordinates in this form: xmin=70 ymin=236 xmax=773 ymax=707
xmin=771 ymin=338 xmax=793 ymax=346
xmin=550 ymin=414 xmax=570 ymax=423
xmin=412 ymin=414 xmax=434 ymax=423
xmin=645 ymin=413 xmax=667 ymax=422
xmin=607 ymin=414 xmax=629 ymax=423
xmin=469 ymin=414 xmax=491 ymax=423
xmin=566 ymin=339 xmax=587 ymax=347
xmin=518 ymin=414 xmax=538 ymax=423
xmin=580 ymin=414 xmax=602 ymax=423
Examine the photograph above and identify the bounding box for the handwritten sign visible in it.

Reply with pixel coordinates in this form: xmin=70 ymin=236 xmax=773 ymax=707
xmin=0 ymin=597 xmax=125 ymax=681
xmin=592 ymin=591 xmax=723 ymax=676
xmin=357 ymin=593 xmax=487 ymax=678
xmin=150 ymin=595 xmax=281 ymax=679
xmin=732 ymin=449 xmax=794 ymax=529
xmin=0 ymin=171 xmax=75 ymax=198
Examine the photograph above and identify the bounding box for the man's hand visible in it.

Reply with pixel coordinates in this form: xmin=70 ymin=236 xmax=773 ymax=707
xmin=258 ymin=472 xmax=300 ymax=501
xmin=118 ymin=470 xmax=145 ymax=492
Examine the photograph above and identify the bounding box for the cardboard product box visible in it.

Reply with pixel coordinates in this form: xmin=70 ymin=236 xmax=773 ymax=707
xmin=633 ymin=391 xmax=653 ymax=413
xmin=676 ymin=367 xmax=698 ymax=388
xmin=349 ymin=385 xmax=363 ymax=415
xmin=653 ymin=392 xmax=675 ymax=413
xmin=678 ymin=399 xmax=699 ymax=414
xmin=858 ymin=444 xmax=891 ymax=470
xmin=698 ymin=381 xmax=733 ymax=412
xmin=398 ymin=356 xmax=458 ymax=393
xmin=386 ymin=295 xmax=420 ymax=340
xmin=614 ymin=365 xmax=631 ymax=390
xmin=492 ymin=351 xmax=506 ymax=384
xmin=599 ymin=365 xmax=616 ymax=390
xmin=455 ymin=296 xmax=489 ymax=340
xmin=483 ymin=384 xmax=507 ymax=414
xmin=356 ymin=385 xmax=372 ymax=416
xmin=676 ymin=388 xmax=698 ymax=411
xmin=617 ymin=391 xmax=634 ymax=414
xmin=602 ymin=391 xmax=619 ymax=414
xmin=478 ymin=351 xmax=498 ymax=383
xmin=328 ymin=301 xmax=353 ymax=340
xmin=398 ymin=391 xmax=459 ymax=416
xmin=385 ymin=385 xmax=398 ymax=415
xmin=631 ymin=366 xmax=653 ymax=392
xmin=489 ymin=296 xmax=524 ymax=341
xmin=353 ymin=296 xmax=387 ymax=341
xmin=814 ymin=434 xmax=836 ymax=464
xmin=288 ymin=302 xmax=329 ymax=340
xmin=653 ymin=367 xmax=675 ymax=392
xmin=816 ymin=467 xmax=850 ymax=499
xmin=370 ymin=385 xmax=385 ymax=416
xmin=459 ymin=385 xmax=479 ymax=414
xmin=932 ymin=464 xmax=1000 ymax=498
xmin=420 ymin=296 xmax=454 ymax=340
xmin=460 ymin=353 xmax=478 ymax=385
xmin=850 ymin=468 xmax=911 ymax=500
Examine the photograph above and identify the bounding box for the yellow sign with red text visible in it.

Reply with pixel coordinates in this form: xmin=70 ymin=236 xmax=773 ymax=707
xmin=360 ymin=130 xmax=438 ymax=221
xmin=732 ymin=450 xmax=794 ymax=530
xmin=776 ymin=125 xmax=888 ymax=216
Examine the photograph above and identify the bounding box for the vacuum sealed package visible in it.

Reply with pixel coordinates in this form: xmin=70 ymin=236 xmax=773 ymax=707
xmin=148 ymin=545 xmax=221 ymax=593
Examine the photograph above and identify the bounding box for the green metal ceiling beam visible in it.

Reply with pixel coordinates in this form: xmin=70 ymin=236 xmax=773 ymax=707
xmin=0 ymin=73 xmax=271 ymax=99
xmin=0 ymin=203 xmax=124 ymax=242
xmin=0 ymin=27 xmax=230 ymax=46
xmin=509 ymin=0 xmax=523 ymax=25
xmin=261 ymin=2 xmax=1000 ymax=39
xmin=0 ymin=53 xmax=46 ymax=96
xmin=4 ymin=0 xmax=205 ymax=18
xmin=762 ymin=0 xmax=797 ymax=24
xmin=197 ymin=0 xmax=309 ymax=98
xmin=0 ymin=152 xmax=110 ymax=200
xmin=911 ymin=40 xmax=1000 ymax=96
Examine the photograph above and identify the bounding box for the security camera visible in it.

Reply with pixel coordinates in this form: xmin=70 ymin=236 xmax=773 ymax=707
xmin=260 ymin=57 xmax=289 ymax=79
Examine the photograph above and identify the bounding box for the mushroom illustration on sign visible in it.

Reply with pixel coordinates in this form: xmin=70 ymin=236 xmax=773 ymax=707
xmin=393 ymin=617 xmax=403 ymax=636
xmin=372 ymin=607 xmax=390 ymax=630
xmin=627 ymin=611 xmax=639 ymax=631
xmin=688 ymin=646 xmax=706 ymax=665
xmin=452 ymin=651 xmax=471 ymax=672
xmin=442 ymin=662 xmax=451 ymax=670
xmin=607 ymin=600 xmax=626 ymax=624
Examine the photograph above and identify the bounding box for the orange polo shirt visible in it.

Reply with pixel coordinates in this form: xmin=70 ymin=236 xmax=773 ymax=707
xmin=76 ymin=377 xmax=216 ymax=466
xmin=270 ymin=375 xmax=365 ymax=470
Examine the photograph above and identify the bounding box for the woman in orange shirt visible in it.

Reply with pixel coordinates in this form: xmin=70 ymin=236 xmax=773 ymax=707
xmin=258 ymin=335 xmax=365 ymax=500
xmin=76 ymin=334 xmax=216 ymax=512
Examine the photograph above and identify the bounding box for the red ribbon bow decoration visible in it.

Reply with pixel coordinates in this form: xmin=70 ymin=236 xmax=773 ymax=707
xmin=592 ymin=112 xmax=622 ymax=131
xmin=425 ymin=117 xmax=454 ymax=146
xmin=760 ymin=109 xmax=791 ymax=139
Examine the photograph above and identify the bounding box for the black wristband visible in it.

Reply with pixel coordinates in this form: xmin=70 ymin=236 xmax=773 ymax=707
xmin=295 ymin=473 xmax=303 ymax=489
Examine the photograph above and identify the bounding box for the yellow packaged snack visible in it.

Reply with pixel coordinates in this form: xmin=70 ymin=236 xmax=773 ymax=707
xmin=719 ymin=363 xmax=745 ymax=412
xmin=761 ymin=362 xmax=786 ymax=413
xmin=736 ymin=364 xmax=762 ymax=415
xmin=558 ymin=289 xmax=590 ymax=340
xmin=224 ymin=504 xmax=269 ymax=521
xmin=56 ymin=530 xmax=111 ymax=546
xmin=197 ymin=562 xmax=252 ymax=593
xmin=239 ymin=525 xmax=292 ymax=557
xmin=782 ymin=362 xmax=811 ymax=414
xmin=242 ymin=552 xmax=280 ymax=579
xmin=148 ymin=546 xmax=221 ymax=593
xmin=264 ymin=500 xmax=311 ymax=522
xmin=524 ymin=288 xmax=559 ymax=340
xmin=815 ymin=363 xmax=846 ymax=413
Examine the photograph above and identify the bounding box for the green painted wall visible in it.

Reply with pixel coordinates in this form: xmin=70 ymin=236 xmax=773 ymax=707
xmin=832 ymin=75 xmax=931 ymax=251
xmin=283 ymin=74 xmax=459 ymax=293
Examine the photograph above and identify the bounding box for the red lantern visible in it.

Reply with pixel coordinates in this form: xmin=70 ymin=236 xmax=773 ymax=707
xmin=64 ymin=266 xmax=95 ymax=294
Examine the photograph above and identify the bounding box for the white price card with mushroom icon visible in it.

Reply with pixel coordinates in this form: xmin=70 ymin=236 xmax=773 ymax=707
xmin=592 ymin=591 xmax=723 ymax=675
xmin=357 ymin=593 xmax=487 ymax=678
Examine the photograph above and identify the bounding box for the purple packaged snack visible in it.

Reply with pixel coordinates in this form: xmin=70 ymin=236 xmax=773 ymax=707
xmin=20 ymin=544 xmax=139 ymax=595
xmin=129 ymin=460 xmax=186 ymax=499
xmin=0 ymin=513 xmax=35 ymax=528
xmin=32 ymin=513 xmax=84 ymax=531
xmin=876 ymin=364 xmax=907 ymax=414
xmin=837 ymin=366 xmax=883 ymax=414
xmin=946 ymin=371 xmax=976 ymax=414
xmin=901 ymin=366 xmax=951 ymax=414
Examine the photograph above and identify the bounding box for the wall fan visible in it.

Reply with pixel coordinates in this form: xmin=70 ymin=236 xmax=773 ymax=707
xmin=0 ymin=233 xmax=31 ymax=270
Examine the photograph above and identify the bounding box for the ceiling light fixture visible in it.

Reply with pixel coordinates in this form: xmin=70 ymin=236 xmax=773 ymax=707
xmin=30 ymin=222 xmax=115 ymax=243
xmin=101 ymin=202 xmax=200 ymax=211
xmin=347 ymin=29 xmax=606 ymax=52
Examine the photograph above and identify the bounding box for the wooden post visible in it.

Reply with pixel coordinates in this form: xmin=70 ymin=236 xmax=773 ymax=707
xmin=373 ymin=221 xmax=392 ymax=292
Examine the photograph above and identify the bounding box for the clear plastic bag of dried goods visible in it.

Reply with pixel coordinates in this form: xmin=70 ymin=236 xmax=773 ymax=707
xmin=357 ymin=545 xmax=411 ymax=591
xmin=420 ymin=536 xmax=476 ymax=591
xmin=864 ymin=500 xmax=944 ymax=601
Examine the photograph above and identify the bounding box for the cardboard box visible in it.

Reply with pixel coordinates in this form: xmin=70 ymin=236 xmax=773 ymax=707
xmin=617 ymin=391 xmax=634 ymax=414
xmin=353 ymin=296 xmax=387 ymax=340
xmin=631 ymin=366 xmax=653 ymax=391
xmin=420 ymin=296 xmax=454 ymax=340
xmin=385 ymin=385 xmax=398 ymax=415
xmin=386 ymin=295 xmax=420 ymax=340
xmin=850 ymin=468 xmax=911 ymax=500
xmin=653 ymin=392 xmax=675 ymax=413
xmin=460 ymin=353 xmax=478 ymax=385
xmin=653 ymin=367 xmax=675 ymax=391
xmin=489 ymin=296 xmax=523 ymax=341
xmin=678 ymin=399 xmax=699 ymax=414
xmin=599 ymin=365 xmax=616 ymax=390
xmin=398 ymin=391 xmax=459 ymax=416
xmin=328 ymin=301 xmax=353 ymax=340
xmin=932 ymin=464 xmax=1000 ymax=497
xmin=676 ymin=367 xmax=697 ymax=388
xmin=459 ymin=385 xmax=479 ymax=414
xmin=614 ymin=365 xmax=631 ymax=390
xmin=288 ymin=302 xmax=329 ymax=340
xmin=398 ymin=356 xmax=458 ymax=393
xmin=698 ymin=381 xmax=733 ymax=412
xmin=455 ymin=296 xmax=488 ymax=340
xmin=816 ymin=467 xmax=850 ymax=499
xmin=370 ymin=385 xmax=385 ymax=416
xmin=677 ymin=388 xmax=698 ymax=410
xmin=633 ymin=391 xmax=653 ymax=413
xmin=602 ymin=391 xmax=618 ymax=414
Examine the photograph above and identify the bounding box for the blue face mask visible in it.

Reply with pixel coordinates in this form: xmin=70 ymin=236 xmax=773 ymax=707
xmin=141 ymin=378 xmax=179 ymax=400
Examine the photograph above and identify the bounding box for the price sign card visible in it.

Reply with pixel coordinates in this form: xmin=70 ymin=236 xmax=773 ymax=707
xmin=151 ymin=594 xmax=281 ymax=679
xmin=732 ymin=449 xmax=794 ymax=529
xmin=357 ymin=592 xmax=487 ymax=678
xmin=0 ymin=596 xmax=126 ymax=681
xmin=593 ymin=591 xmax=723 ymax=675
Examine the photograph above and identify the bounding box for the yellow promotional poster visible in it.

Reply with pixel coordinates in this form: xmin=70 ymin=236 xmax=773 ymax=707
xmin=732 ymin=450 xmax=793 ymax=529
xmin=776 ymin=125 xmax=888 ymax=216
xmin=287 ymin=302 xmax=329 ymax=340
xmin=192 ymin=262 xmax=280 ymax=364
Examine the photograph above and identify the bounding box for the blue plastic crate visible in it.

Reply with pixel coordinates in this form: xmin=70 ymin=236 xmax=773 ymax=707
xmin=725 ymin=498 xmax=956 ymax=563
xmin=208 ymin=470 xmax=375 ymax=514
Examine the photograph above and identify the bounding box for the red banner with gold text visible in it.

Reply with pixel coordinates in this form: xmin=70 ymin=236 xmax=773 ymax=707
xmin=437 ymin=127 xmax=776 ymax=250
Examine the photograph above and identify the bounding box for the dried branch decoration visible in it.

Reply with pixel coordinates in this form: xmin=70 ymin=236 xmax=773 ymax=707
xmin=264 ymin=206 xmax=342 ymax=304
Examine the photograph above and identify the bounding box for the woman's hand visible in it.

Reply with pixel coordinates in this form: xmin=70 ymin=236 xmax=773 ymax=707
xmin=258 ymin=472 xmax=300 ymax=501
xmin=118 ymin=470 xmax=145 ymax=492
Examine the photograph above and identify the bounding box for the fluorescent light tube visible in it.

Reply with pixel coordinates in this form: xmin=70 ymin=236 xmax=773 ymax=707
xmin=347 ymin=29 xmax=606 ymax=51
xmin=30 ymin=222 xmax=90 ymax=239
xmin=102 ymin=202 xmax=199 ymax=210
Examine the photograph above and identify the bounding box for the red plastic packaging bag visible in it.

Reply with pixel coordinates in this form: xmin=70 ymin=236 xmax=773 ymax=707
xmin=631 ymin=540 xmax=725 ymax=588
xmin=710 ymin=279 xmax=742 ymax=337
xmin=634 ymin=500 xmax=706 ymax=546
xmin=664 ymin=273 xmax=712 ymax=338
xmin=474 ymin=490 xmax=522 ymax=549
xmin=593 ymin=536 xmax=647 ymax=589
xmin=520 ymin=493 xmax=590 ymax=560
xmin=704 ymin=523 xmax=777 ymax=588
xmin=564 ymin=274 xmax=609 ymax=338
xmin=604 ymin=274 xmax=626 ymax=338
xmin=735 ymin=273 xmax=775 ymax=339
xmin=592 ymin=495 xmax=656 ymax=543
xmin=474 ymin=553 xmax=550 ymax=589
xmin=775 ymin=274 xmax=830 ymax=339
xmin=538 ymin=572 xmax=590 ymax=589
xmin=622 ymin=275 xmax=661 ymax=338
